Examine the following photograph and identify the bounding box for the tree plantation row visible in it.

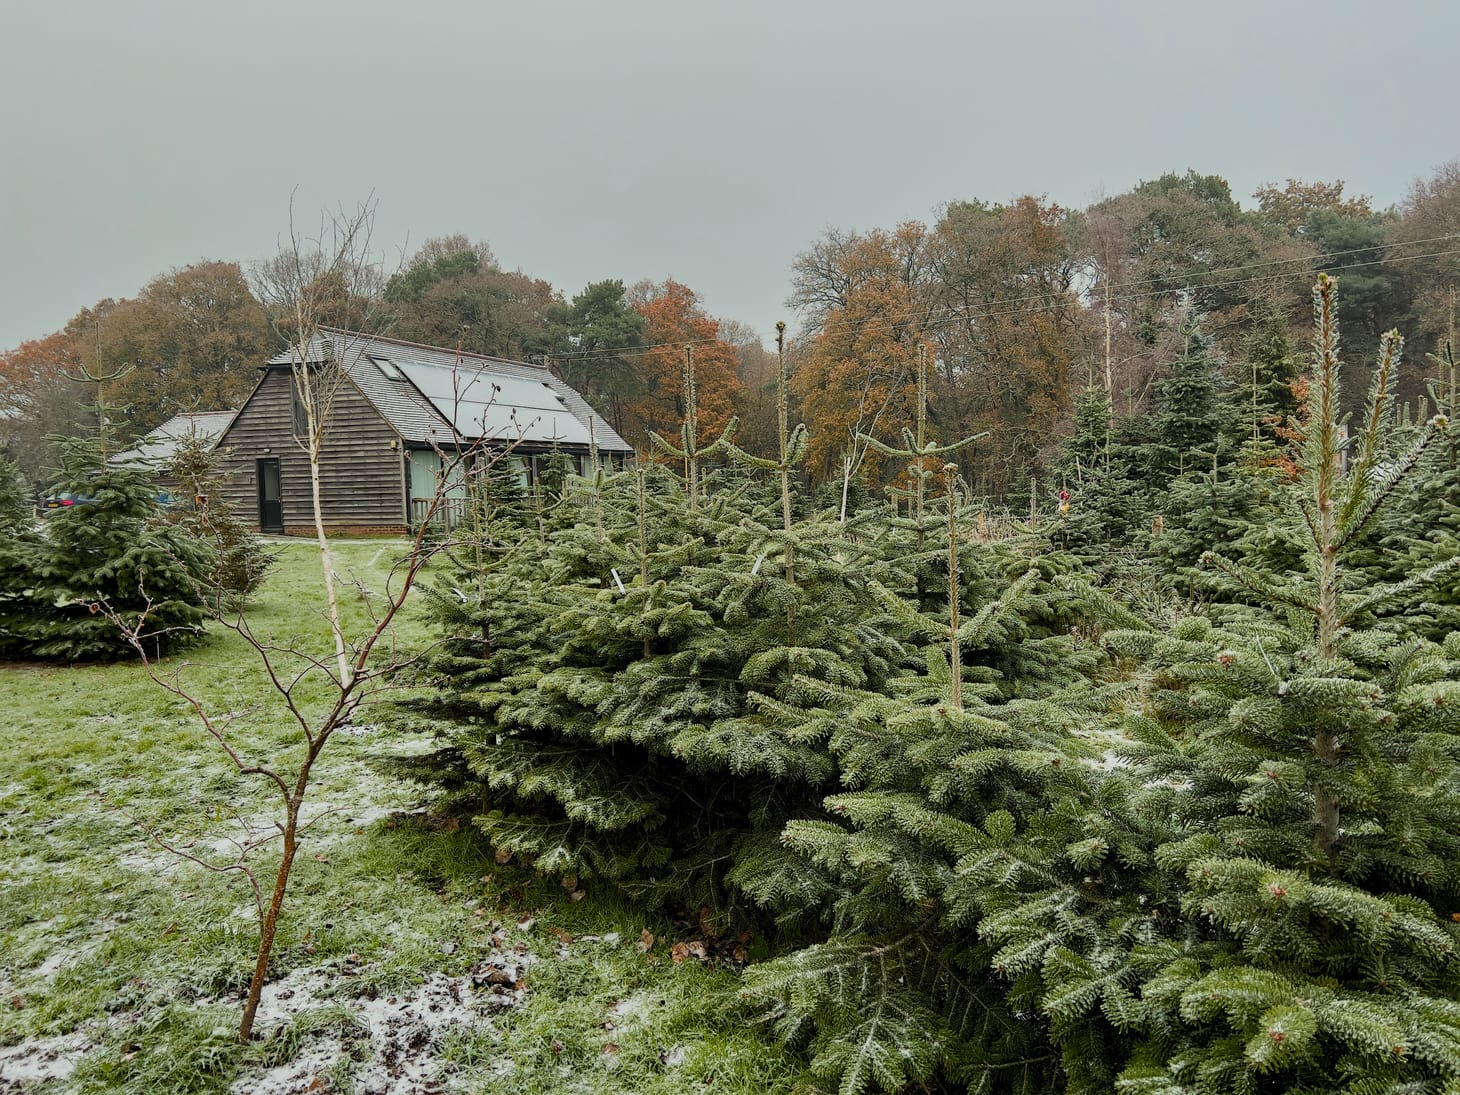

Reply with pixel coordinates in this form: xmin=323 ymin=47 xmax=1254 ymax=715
xmin=353 ymin=275 xmax=1460 ymax=1093
xmin=3 ymin=162 xmax=1459 ymax=504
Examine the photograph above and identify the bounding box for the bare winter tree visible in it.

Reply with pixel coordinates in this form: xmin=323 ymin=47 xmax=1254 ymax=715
xmin=111 ymin=198 xmax=517 ymax=1043
xmin=251 ymin=196 xmax=389 ymax=685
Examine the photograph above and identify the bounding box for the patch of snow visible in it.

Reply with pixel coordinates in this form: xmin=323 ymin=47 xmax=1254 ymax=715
xmin=343 ymin=804 xmax=406 ymax=827
xmin=117 ymin=848 xmax=180 ymax=875
xmin=226 ymin=957 xmax=527 ymax=1095
xmin=609 ymin=993 xmax=651 ymax=1025
xmin=0 ymin=1032 xmax=92 ymax=1085
xmin=241 ymin=1037 xmax=345 ymax=1095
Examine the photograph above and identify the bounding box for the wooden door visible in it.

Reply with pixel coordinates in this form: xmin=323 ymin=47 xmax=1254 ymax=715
xmin=257 ymin=458 xmax=283 ymax=533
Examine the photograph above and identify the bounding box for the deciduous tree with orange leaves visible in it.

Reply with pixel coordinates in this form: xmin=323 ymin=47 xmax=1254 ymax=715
xmin=624 ymin=280 xmax=743 ymax=449
xmin=0 ymin=330 xmax=89 ymax=475
xmin=788 ymin=224 xmax=934 ymax=487
xmin=788 ymin=224 xmax=934 ymax=484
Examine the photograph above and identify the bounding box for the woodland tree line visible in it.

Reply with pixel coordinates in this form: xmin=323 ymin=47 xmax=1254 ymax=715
xmin=3 ymin=163 xmax=1458 ymax=501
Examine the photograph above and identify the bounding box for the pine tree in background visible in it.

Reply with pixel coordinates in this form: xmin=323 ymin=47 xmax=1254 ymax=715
xmin=1146 ymin=303 xmax=1241 ymax=483
xmin=17 ymin=438 xmax=212 ymax=660
xmin=1049 ymin=387 xmax=1153 ymax=559
xmin=162 ymin=436 xmax=275 ymax=612
xmin=1243 ymin=304 xmax=1303 ymax=444
xmin=0 ymin=458 xmax=43 ymax=657
xmin=0 ymin=457 xmax=30 ymax=527
xmin=1366 ymin=341 xmax=1460 ymax=638
xmin=1144 ymin=440 xmax=1289 ymax=593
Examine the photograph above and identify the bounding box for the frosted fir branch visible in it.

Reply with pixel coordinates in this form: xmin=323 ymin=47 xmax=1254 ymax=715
xmin=647 ymin=416 xmax=740 ymax=460
xmin=718 ymin=438 xmax=782 ymax=471
xmin=867 ymin=577 xmax=943 ymax=640
xmin=1306 ymin=274 xmax=1343 ymax=522
xmin=1200 ymin=551 xmax=1317 ymax=612
xmin=856 ymin=429 xmax=986 ymax=461
xmin=1345 ymin=555 xmax=1460 ymax=620
xmin=1342 ymin=329 xmax=1404 ymax=532
xmin=1050 ymin=575 xmax=1150 ymax=632
xmin=859 ymin=432 xmax=917 ymax=459
xmin=954 ymin=569 xmax=1040 ymax=647
xmin=1337 ymin=418 xmax=1442 ymax=549
xmin=1297 ymin=495 xmax=1322 ymax=546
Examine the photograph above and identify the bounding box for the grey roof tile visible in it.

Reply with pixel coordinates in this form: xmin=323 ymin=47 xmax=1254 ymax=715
xmin=269 ymin=329 xmax=634 ymax=452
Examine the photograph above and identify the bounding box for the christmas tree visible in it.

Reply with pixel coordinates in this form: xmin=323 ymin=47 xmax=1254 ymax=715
xmin=16 ymin=437 xmax=212 ymax=661
xmin=982 ymin=275 xmax=1460 ymax=1093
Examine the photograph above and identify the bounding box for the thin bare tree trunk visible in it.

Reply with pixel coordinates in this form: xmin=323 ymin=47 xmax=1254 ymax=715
xmin=308 ymin=445 xmax=351 ymax=686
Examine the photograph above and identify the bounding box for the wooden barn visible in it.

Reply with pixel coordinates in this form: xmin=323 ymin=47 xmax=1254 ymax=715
xmin=215 ymin=329 xmax=634 ymax=535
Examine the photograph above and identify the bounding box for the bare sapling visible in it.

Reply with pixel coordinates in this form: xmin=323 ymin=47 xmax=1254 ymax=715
xmin=113 ymin=493 xmax=459 ymax=1040
xmin=252 ymin=197 xmax=389 ymax=686
xmin=110 ymin=197 xmax=514 ymax=1042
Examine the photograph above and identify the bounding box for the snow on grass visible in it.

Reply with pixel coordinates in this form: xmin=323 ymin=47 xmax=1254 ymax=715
xmin=0 ymin=541 xmax=808 ymax=1094
xmin=0 ymin=1030 xmax=93 ymax=1085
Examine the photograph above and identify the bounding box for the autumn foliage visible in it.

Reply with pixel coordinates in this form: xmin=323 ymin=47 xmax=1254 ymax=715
xmin=624 ymin=280 xmax=743 ymax=448
xmin=789 ymin=226 xmax=928 ymax=482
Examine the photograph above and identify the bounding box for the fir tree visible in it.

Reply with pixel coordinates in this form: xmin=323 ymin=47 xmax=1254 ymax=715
xmin=1146 ymin=304 xmax=1240 ymax=482
xmin=982 ymin=275 xmax=1460 ymax=1093
xmin=0 ymin=458 xmax=43 ymax=658
xmin=1049 ymin=387 xmax=1154 ymax=558
xmin=739 ymin=466 xmax=1133 ymax=1094
xmin=17 ymin=438 xmax=213 ymax=661
xmin=1243 ymin=304 xmax=1303 ymax=444
xmin=0 ymin=456 xmax=31 ymax=528
xmin=162 ymin=436 xmax=275 ymax=611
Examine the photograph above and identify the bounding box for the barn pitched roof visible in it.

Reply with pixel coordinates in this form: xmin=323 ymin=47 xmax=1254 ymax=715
xmin=110 ymin=410 xmax=238 ymax=467
xmin=266 ymin=329 xmax=634 ymax=452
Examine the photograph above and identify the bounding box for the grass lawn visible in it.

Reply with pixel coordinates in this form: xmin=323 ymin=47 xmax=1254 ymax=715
xmin=0 ymin=539 xmax=809 ymax=1094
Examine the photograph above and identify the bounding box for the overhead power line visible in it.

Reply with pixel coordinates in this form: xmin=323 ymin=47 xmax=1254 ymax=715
xmin=546 ymin=233 xmax=1460 ymax=365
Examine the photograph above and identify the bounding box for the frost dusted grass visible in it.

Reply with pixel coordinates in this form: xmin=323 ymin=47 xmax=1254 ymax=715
xmin=0 ymin=540 xmax=807 ymax=1094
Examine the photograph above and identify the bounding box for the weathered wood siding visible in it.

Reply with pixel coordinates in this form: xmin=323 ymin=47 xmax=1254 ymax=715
xmin=217 ymin=368 xmax=407 ymax=533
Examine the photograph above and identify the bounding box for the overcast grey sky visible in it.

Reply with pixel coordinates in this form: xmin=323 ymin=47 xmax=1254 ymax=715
xmin=2 ymin=0 xmax=1457 ymax=353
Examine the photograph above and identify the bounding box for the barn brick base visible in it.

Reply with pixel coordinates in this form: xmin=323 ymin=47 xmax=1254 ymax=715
xmin=248 ymin=526 xmax=410 ymax=537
